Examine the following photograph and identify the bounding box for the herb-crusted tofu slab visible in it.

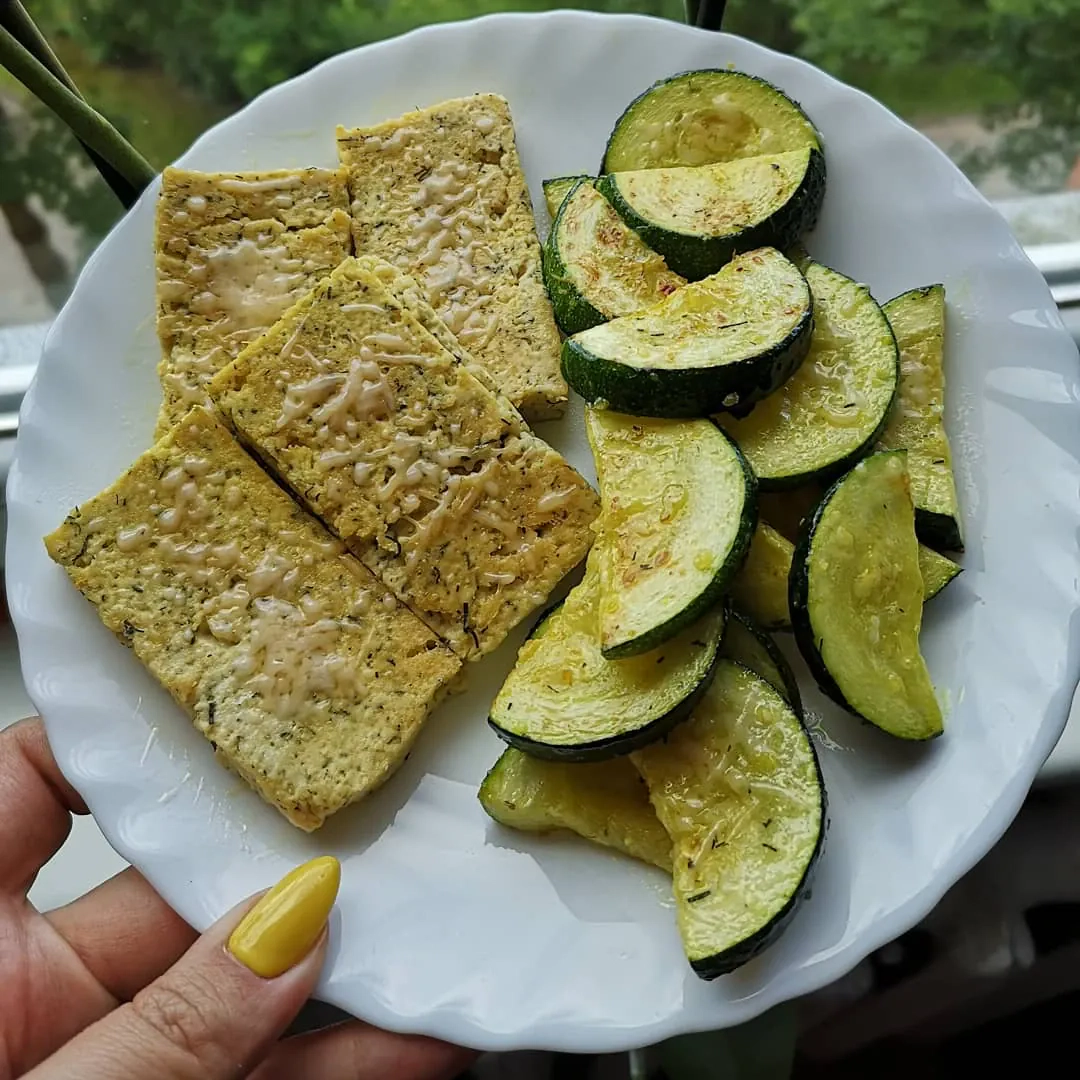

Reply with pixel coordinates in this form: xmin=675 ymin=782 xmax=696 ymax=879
xmin=155 ymin=167 xmax=352 ymax=436
xmin=337 ymin=94 xmax=567 ymax=421
xmin=210 ymin=257 xmax=598 ymax=659
xmin=44 ymin=406 xmax=460 ymax=831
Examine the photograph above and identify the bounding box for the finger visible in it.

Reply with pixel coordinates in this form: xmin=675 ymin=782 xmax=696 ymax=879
xmin=46 ymin=866 xmax=198 ymax=1001
xmin=27 ymin=856 xmax=340 ymax=1080
xmin=0 ymin=717 xmax=87 ymax=893
xmin=252 ymin=1021 xmax=477 ymax=1080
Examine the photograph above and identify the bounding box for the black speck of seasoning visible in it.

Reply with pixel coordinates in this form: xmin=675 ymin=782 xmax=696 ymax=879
xmin=711 ymin=837 xmax=726 ymax=849
xmin=932 ymin=458 xmax=946 ymax=465
xmin=898 ymin=607 xmax=905 ymax=614
xmin=132 ymin=585 xmax=143 ymax=593
xmin=506 ymin=702 xmax=513 ymax=710
xmin=121 ymin=620 xmax=143 ymax=638
xmin=686 ymin=857 xmax=694 ymax=869
xmin=656 ymin=655 xmax=666 ymax=664
xmin=762 ymin=842 xmax=778 ymax=852
xmin=718 ymin=321 xmax=749 ymax=331
xmin=504 ymin=799 xmax=517 ymax=810
xmin=771 ymin=163 xmax=780 ymax=171
xmin=686 ymin=889 xmax=711 ymax=904
xmin=844 ymin=402 xmax=856 ymax=409
xmin=763 ymin=818 xmax=773 ymax=829
xmin=207 ymin=701 xmax=216 ymax=724
xmin=691 ymin=639 xmax=706 ymax=647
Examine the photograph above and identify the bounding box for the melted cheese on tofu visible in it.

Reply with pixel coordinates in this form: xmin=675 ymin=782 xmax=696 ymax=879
xmin=44 ymin=406 xmax=460 ymax=831
xmin=210 ymin=257 xmax=598 ymax=659
xmin=337 ymin=94 xmax=567 ymax=421
xmin=155 ymin=167 xmax=352 ymax=436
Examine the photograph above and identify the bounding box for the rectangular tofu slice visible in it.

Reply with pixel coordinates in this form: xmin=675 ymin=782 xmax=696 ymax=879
xmin=337 ymin=94 xmax=567 ymax=421
xmin=44 ymin=406 xmax=460 ymax=831
xmin=155 ymin=167 xmax=352 ymax=436
xmin=209 ymin=257 xmax=598 ymax=660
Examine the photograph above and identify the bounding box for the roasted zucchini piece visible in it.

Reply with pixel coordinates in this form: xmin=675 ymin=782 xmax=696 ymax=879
xmin=587 ymin=410 xmax=756 ymax=657
xmin=877 ymin=285 xmax=963 ymax=551
xmin=728 ymin=522 xmax=793 ymax=631
xmin=720 ymin=609 xmax=802 ymax=716
xmin=790 ymin=451 xmax=943 ymax=740
xmin=489 ymin=554 xmax=725 ymax=761
xmin=633 ymin=661 xmax=825 ymax=978
xmin=721 ymin=259 xmax=898 ymax=489
xmin=602 ymin=69 xmax=822 ymax=173
xmin=597 ymin=147 xmax=824 ymax=280
xmin=544 ymin=179 xmax=684 ymax=335
xmin=479 ymin=748 xmax=672 ymax=871
xmin=562 ymin=247 xmax=812 ymax=418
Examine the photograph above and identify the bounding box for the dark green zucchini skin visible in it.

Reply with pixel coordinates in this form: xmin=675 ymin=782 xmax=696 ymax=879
xmin=602 ymin=426 xmax=757 ymax=659
xmin=916 ymin=508 xmax=964 ymax=553
xmin=541 ymin=179 xmax=608 ymax=335
xmin=597 ymin=150 xmax=825 ymax=282
xmin=488 ymin=653 xmax=722 ymax=763
xmin=789 ymin=471 xmax=852 ymax=712
xmin=561 ymin=306 xmax=813 ymax=420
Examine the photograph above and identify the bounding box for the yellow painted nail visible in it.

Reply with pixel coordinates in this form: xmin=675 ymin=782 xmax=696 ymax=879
xmin=227 ymin=856 xmax=340 ymax=978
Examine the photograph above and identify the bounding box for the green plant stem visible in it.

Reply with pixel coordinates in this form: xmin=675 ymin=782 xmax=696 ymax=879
xmin=0 ymin=23 xmax=156 ymax=197
xmin=0 ymin=0 xmax=138 ymax=205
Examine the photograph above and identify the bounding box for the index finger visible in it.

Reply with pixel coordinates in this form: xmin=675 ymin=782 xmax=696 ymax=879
xmin=0 ymin=717 xmax=87 ymax=894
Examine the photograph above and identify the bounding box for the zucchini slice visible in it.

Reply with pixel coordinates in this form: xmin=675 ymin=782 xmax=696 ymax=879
xmin=728 ymin=522 xmax=793 ymax=631
xmin=721 ymin=259 xmax=898 ymax=489
xmin=919 ymin=544 xmax=962 ymax=601
xmin=544 ymin=180 xmax=685 ymax=335
xmin=478 ymin=748 xmax=672 ymax=871
xmin=632 ymin=661 xmax=825 ymax=978
xmin=877 ymin=285 xmax=963 ymax=551
xmin=489 ymin=554 xmax=725 ymax=761
xmin=587 ymin=409 xmax=756 ymax=658
xmin=563 ymin=247 xmax=812 ymax=418
xmin=542 ymin=174 xmax=591 ymax=219
xmin=720 ymin=610 xmax=802 ymax=716
xmin=790 ymin=451 xmax=943 ymax=740
xmin=603 ymin=69 xmax=822 ymax=173
xmin=597 ymin=148 xmax=825 ymax=280
xmin=759 ymin=483 xmax=824 ymax=543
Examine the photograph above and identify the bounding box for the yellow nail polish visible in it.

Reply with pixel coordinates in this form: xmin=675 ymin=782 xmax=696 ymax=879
xmin=227 ymin=855 xmax=340 ymax=978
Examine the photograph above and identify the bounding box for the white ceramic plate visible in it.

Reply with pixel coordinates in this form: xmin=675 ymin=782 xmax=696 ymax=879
xmin=9 ymin=10 xmax=1080 ymax=1054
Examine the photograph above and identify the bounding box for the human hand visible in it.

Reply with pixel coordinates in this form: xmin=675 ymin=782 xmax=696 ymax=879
xmin=1 ymin=717 xmax=476 ymax=1079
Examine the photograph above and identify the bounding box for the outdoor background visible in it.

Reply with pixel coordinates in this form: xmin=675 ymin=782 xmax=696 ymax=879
xmin=3 ymin=0 xmax=1080 ymax=326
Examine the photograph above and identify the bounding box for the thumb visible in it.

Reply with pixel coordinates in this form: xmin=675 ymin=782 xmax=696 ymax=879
xmin=28 ymin=856 xmax=341 ymax=1080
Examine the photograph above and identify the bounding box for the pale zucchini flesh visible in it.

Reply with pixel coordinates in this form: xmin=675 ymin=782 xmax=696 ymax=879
xmin=488 ymin=553 xmax=726 ymax=761
xmin=603 ymin=69 xmax=822 ymax=173
xmin=791 ymin=451 xmax=943 ymax=740
xmin=728 ymin=522 xmax=793 ymax=630
xmin=478 ymin=748 xmax=672 ymax=871
xmin=587 ymin=410 xmax=756 ymax=657
xmin=633 ymin=661 xmax=825 ymax=978
xmin=563 ymin=247 xmax=813 ymax=418
xmin=720 ymin=260 xmax=899 ymax=488
xmin=877 ymin=285 xmax=963 ymax=551
xmin=544 ymin=180 xmax=684 ymax=334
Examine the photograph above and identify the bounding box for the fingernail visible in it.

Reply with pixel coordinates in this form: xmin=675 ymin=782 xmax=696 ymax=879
xmin=227 ymin=855 xmax=340 ymax=978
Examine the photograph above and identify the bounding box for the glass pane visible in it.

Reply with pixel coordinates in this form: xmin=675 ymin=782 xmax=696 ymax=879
xmin=2 ymin=0 xmax=1078 ymax=331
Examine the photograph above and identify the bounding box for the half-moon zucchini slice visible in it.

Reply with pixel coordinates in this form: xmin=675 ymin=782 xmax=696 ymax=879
xmin=720 ymin=259 xmax=898 ymax=489
xmin=790 ymin=451 xmax=943 ymax=740
xmin=562 ymin=247 xmax=812 ymax=418
xmin=542 ymin=174 xmax=591 ymax=219
xmin=587 ymin=409 xmax=756 ymax=657
xmin=597 ymin=148 xmax=824 ymax=280
xmin=489 ymin=554 xmax=725 ymax=761
xmin=478 ymin=748 xmax=672 ymax=871
xmin=633 ymin=660 xmax=825 ymax=978
xmin=544 ymin=179 xmax=684 ymax=335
